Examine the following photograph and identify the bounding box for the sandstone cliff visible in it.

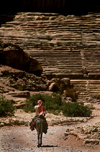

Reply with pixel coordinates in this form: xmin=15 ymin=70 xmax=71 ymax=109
xmin=0 ymin=41 xmax=43 ymax=76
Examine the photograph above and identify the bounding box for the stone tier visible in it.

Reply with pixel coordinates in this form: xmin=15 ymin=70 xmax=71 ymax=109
xmin=71 ymin=79 xmax=100 ymax=100
xmin=0 ymin=12 xmax=100 ymax=79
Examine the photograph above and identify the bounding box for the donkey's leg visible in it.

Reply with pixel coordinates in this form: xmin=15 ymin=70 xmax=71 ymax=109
xmin=38 ymin=131 xmax=42 ymax=147
xmin=40 ymin=123 xmax=43 ymax=145
xmin=38 ymin=130 xmax=42 ymax=147
xmin=38 ymin=122 xmax=43 ymax=147
xmin=38 ymin=132 xmax=40 ymax=147
xmin=36 ymin=119 xmax=43 ymax=147
xmin=39 ymin=132 xmax=42 ymax=146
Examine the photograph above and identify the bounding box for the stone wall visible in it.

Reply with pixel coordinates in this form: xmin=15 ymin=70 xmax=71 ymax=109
xmin=1 ymin=12 xmax=100 ymax=79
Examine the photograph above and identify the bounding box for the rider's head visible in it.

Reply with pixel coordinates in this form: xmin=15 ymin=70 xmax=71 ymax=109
xmin=38 ymin=100 xmax=43 ymax=106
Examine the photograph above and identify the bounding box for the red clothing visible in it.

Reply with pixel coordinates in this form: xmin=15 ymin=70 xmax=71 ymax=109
xmin=38 ymin=105 xmax=46 ymax=116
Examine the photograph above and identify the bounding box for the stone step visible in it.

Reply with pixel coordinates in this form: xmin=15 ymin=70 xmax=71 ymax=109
xmin=1 ymin=12 xmax=100 ymax=78
xmin=88 ymin=80 xmax=100 ymax=84
xmin=71 ymin=80 xmax=100 ymax=96
xmin=71 ymin=80 xmax=87 ymax=92
xmin=44 ymin=73 xmax=84 ymax=80
xmin=90 ymin=90 xmax=100 ymax=94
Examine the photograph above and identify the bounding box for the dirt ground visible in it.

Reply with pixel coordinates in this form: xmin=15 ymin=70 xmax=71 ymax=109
xmin=0 ymin=87 xmax=100 ymax=152
xmin=0 ymin=124 xmax=100 ymax=152
xmin=0 ymin=105 xmax=100 ymax=152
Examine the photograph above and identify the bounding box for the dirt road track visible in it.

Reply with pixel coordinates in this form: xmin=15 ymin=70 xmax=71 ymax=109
xmin=0 ymin=125 xmax=100 ymax=152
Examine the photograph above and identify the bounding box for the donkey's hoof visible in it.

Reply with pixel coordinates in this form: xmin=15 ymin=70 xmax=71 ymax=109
xmin=37 ymin=144 xmax=41 ymax=147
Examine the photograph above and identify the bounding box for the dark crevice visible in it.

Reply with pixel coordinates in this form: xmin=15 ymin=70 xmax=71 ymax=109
xmin=0 ymin=1 xmax=100 ymax=14
xmin=0 ymin=1 xmax=100 ymax=26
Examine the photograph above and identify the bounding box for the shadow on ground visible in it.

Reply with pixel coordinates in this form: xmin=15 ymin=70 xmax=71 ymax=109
xmin=41 ymin=145 xmax=58 ymax=148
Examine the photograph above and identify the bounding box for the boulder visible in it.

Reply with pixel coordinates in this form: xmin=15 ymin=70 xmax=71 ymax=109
xmin=0 ymin=41 xmax=43 ymax=76
xmin=49 ymin=82 xmax=59 ymax=92
xmin=48 ymin=77 xmax=78 ymax=101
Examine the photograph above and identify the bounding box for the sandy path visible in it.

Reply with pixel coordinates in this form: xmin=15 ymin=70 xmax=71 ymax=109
xmin=0 ymin=124 xmax=100 ymax=152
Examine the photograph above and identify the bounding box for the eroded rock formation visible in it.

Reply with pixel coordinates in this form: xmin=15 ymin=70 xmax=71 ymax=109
xmin=0 ymin=41 xmax=43 ymax=76
xmin=48 ymin=77 xmax=78 ymax=101
xmin=0 ymin=65 xmax=47 ymax=92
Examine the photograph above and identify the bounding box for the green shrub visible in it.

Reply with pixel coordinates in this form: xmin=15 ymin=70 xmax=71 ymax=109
xmin=23 ymin=93 xmax=41 ymax=112
xmin=0 ymin=95 xmax=16 ymax=116
xmin=23 ymin=93 xmax=63 ymax=114
xmin=61 ymin=102 xmax=92 ymax=117
xmin=43 ymin=92 xmax=63 ymax=115
xmin=23 ymin=93 xmax=92 ymax=117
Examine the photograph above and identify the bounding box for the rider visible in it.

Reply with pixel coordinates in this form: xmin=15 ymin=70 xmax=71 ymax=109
xmin=30 ymin=100 xmax=48 ymax=134
xmin=34 ymin=100 xmax=46 ymax=117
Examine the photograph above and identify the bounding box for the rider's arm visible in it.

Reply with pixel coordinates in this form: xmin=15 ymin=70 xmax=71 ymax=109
xmin=34 ymin=105 xmax=39 ymax=116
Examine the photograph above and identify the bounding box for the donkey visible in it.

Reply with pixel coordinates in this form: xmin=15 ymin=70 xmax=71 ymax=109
xmin=36 ymin=118 xmax=44 ymax=147
xmin=30 ymin=115 xmax=48 ymax=147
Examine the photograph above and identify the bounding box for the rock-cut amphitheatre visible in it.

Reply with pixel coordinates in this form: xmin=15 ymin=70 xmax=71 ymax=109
xmin=1 ymin=8 xmax=100 ymax=152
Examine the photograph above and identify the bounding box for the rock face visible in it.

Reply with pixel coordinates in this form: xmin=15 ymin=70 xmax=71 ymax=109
xmin=1 ymin=12 xmax=100 ymax=79
xmin=0 ymin=65 xmax=48 ymax=93
xmin=0 ymin=64 xmax=79 ymax=102
xmin=0 ymin=41 xmax=43 ymax=76
xmin=1 ymin=13 xmax=100 ymax=99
